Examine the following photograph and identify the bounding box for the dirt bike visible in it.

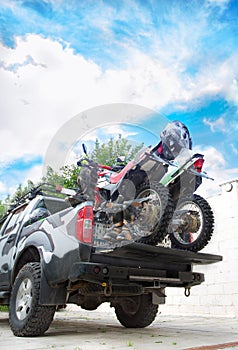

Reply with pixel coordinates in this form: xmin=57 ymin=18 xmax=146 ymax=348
xmin=158 ymin=147 xmax=215 ymax=252
xmin=73 ymin=142 xmax=214 ymax=252
xmin=75 ymin=144 xmax=174 ymax=247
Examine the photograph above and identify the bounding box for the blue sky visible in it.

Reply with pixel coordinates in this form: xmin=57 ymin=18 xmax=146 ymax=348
xmin=0 ymin=0 xmax=238 ymax=199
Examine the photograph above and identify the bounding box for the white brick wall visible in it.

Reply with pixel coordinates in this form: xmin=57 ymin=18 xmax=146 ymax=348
xmin=160 ymin=179 xmax=238 ymax=317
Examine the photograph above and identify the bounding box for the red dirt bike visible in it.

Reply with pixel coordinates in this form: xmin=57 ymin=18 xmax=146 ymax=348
xmin=73 ymin=141 xmax=214 ymax=252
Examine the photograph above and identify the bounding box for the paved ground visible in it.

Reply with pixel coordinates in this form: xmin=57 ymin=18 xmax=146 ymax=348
xmin=0 ymin=304 xmax=237 ymax=350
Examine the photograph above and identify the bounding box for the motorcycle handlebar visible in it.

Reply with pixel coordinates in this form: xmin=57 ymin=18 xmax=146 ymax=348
xmin=77 ymin=157 xmax=97 ymax=167
xmin=77 ymin=159 xmax=113 ymax=171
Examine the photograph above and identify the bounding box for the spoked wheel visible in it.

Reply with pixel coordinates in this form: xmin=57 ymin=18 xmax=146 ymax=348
xmin=132 ymin=182 xmax=174 ymax=245
xmin=169 ymin=194 xmax=214 ymax=252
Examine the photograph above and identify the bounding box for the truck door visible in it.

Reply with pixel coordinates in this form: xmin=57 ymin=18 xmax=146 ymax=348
xmin=0 ymin=206 xmax=26 ymax=289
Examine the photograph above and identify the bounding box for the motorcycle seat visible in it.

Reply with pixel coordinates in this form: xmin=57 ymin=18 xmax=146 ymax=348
xmin=110 ymin=160 xmax=134 ymax=184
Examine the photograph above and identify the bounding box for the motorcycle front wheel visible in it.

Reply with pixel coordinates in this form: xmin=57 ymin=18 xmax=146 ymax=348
xmin=133 ymin=182 xmax=174 ymax=245
xmin=169 ymin=194 xmax=214 ymax=252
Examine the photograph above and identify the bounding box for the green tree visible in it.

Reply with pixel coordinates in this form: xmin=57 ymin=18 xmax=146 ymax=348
xmin=42 ymin=166 xmax=65 ymax=186
xmin=10 ymin=180 xmax=35 ymax=204
xmin=0 ymin=135 xmax=144 ymax=216
xmin=0 ymin=181 xmax=34 ymax=219
xmin=91 ymin=134 xmax=144 ymax=166
xmin=43 ymin=135 xmax=144 ymax=190
xmin=0 ymin=200 xmax=7 ymax=218
xmin=42 ymin=165 xmax=79 ymax=189
xmin=61 ymin=164 xmax=79 ymax=189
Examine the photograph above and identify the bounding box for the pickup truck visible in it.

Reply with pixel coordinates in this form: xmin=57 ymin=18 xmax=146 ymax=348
xmin=0 ymin=185 xmax=222 ymax=337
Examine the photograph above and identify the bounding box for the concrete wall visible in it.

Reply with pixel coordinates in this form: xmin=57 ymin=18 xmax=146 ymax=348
xmin=160 ymin=179 xmax=238 ymax=317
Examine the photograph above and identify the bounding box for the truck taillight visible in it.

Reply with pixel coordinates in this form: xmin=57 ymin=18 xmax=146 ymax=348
xmin=193 ymin=158 xmax=204 ymax=173
xmin=76 ymin=206 xmax=93 ymax=244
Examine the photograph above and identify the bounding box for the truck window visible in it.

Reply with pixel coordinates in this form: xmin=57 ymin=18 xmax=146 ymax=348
xmin=0 ymin=216 xmax=8 ymax=232
xmin=36 ymin=198 xmax=70 ymax=215
xmin=1 ymin=205 xmax=27 ymax=236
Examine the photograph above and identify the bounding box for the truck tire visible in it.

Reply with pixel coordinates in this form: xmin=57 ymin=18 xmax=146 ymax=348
xmin=9 ymin=262 xmax=56 ymax=337
xmin=134 ymin=182 xmax=174 ymax=245
xmin=114 ymin=294 xmax=158 ymax=328
xmin=169 ymin=194 xmax=214 ymax=252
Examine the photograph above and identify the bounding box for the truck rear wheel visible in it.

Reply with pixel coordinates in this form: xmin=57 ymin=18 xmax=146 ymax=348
xmin=114 ymin=294 xmax=158 ymax=328
xmin=9 ymin=262 xmax=56 ymax=337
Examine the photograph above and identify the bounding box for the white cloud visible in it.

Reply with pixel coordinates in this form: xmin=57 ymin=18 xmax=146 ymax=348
xmin=206 ymin=0 xmax=230 ymax=9
xmin=0 ymin=181 xmax=7 ymax=194
xmin=194 ymin=145 xmax=238 ymax=198
xmin=168 ymin=54 xmax=238 ymax=109
xmin=230 ymin=143 xmax=238 ymax=155
xmin=1 ymin=34 xmax=237 ymax=163
xmin=101 ymin=124 xmax=138 ymax=138
xmin=203 ymin=117 xmax=227 ymax=133
xmin=195 ymin=145 xmax=226 ymax=170
xmin=228 ymin=78 xmax=238 ymax=104
xmin=66 ymin=123 xmax=142 ymax=165
xmin=0 ymin=37 xmax=99 ymax=170
xmin=1 ymin=31 xmax=238 ymax=199
xmin=0 ymin=161 xmax=43 ymax=200
xmin=75 ymin=124 xmax=138 ymax=143
xmin=23 ymin=164 xmax=43 ymax=185
xmin=0 ymin=34 xmax=180 ymax=170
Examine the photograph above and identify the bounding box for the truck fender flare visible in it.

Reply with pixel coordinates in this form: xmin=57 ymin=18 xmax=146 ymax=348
xmin=11 ymin=230 xmax=53 ymax=285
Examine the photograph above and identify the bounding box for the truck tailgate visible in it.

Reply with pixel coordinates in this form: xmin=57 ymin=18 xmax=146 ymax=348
xmin=92 ymin=242 xmax=222 ymax=266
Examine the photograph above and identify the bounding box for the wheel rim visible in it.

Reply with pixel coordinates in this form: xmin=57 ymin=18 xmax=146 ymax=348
xmin=15 ymin=278 xmax=33 ymax=321
xmin=120 ymin=297 xmax=140 ymax=315
xmin=135 ymin=188 xmax=162 ymax=234
xmin=172 ymin=200 xmax=203 ymax=245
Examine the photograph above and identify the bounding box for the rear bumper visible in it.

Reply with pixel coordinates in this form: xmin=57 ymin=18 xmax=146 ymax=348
xmin=68 ymin=243 xmax=221 ymax=298
xmin=69 ymin=261 xmax=204 ymax=289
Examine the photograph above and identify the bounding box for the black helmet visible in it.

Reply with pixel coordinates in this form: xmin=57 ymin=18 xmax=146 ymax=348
xmin=160 ymin=120 xmax=192 ymax=160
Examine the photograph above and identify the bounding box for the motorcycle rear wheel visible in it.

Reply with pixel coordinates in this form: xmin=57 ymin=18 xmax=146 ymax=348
xmin=169 ymin=194 xmax=214 ymax=252
xmin=133 ymin=182 xmax=174 ymax=245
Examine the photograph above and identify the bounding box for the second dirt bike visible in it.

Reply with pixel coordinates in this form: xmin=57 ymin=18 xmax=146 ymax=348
xmin=158 ymin=147 xmax=214 ymax=252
